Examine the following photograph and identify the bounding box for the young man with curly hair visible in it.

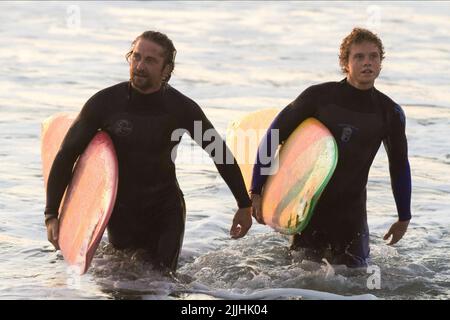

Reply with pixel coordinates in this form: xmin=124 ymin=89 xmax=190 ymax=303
xmin=251 ymin=28 xmax=412 ymax=267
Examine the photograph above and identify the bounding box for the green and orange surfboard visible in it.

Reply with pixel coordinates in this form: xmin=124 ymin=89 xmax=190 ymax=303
xmin=227 ymin=108 xmax=338 ymax=234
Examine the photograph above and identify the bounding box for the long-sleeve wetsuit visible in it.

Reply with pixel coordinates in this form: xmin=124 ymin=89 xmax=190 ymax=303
xmin=251 ymin=79 xmax=411 ymax=267
xmin=44 ymin=81 xmax=251 ymax=270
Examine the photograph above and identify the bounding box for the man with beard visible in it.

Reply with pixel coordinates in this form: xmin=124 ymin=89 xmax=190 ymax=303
xmin=44 ymin=31 xmax=252 ymax=272
xmin=251 ymin=28 xmax=412 ymax=268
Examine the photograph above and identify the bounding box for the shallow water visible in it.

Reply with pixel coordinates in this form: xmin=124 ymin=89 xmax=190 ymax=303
xmin=0 ymin=1 xmax=449 ymax=300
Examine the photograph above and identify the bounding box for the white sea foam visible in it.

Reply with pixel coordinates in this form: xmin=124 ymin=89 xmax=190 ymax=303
xmin=0 ymin=1 xmax=449 ymax=300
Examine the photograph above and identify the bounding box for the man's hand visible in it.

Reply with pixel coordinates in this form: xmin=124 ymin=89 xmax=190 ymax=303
xmin=46 ymin=217 xmax=60 ymax=250
xmin=383 ymin=220 xmax=410 ymax=245
xmin=230 ymin=207 xmax=252 ymax=239
xmin=251 ymin=193 xmax=265 ymax=225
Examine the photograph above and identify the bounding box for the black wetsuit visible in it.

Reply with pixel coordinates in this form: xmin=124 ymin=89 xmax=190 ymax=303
xmin=251 ymin=79 xmax=411 ymax=267
xmin=45 ymin=81 xmax=251 ymax=271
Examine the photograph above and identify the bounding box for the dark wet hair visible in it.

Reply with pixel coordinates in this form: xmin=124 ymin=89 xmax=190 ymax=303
xmin=126 ymin=31 xmax=177 ymax=83
xmin=339 ymin=27 xmax=385 ymax=74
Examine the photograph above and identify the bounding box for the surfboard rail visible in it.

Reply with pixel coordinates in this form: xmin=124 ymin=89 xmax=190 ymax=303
xmin=227 ymin=109 xmax=338 ymax=235
xmin=41 ymin=113 xmax=118 ymax=274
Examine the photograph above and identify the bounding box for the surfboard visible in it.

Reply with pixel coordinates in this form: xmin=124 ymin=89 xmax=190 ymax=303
xmin=41 ymin=113 xmax=118 ymax=274
xmin=227 ymin=108 xmax=338 ymax=234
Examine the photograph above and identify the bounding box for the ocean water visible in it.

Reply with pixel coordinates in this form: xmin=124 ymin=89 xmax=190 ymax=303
xmin=0 ymin=1 xmax=449 ymax=300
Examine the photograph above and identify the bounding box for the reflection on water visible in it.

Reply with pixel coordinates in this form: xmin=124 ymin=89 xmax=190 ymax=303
xmin=0 ymin=1 xmax=449 ymax=299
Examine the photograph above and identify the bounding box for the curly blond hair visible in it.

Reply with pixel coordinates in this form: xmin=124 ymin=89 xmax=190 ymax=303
xmin=339 ymin=28 xmax=385 ymax=74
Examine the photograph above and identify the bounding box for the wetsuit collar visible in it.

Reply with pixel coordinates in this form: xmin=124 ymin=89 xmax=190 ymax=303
xmin=342 ymin=78 xmax=375 ymax=95
xmin=127 ymin=81 xmax=165 ymax=106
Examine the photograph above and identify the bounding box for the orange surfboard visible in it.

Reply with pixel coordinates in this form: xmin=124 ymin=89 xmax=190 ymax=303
xmin=227 ymin=109 xmax=337 ymax=234
xmin=41 ymin=113 xmax=118 ymax=274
